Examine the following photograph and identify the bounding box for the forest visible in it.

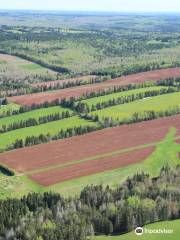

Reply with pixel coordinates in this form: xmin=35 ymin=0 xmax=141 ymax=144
xmin=0 ymin=165 xmax=179 ymax=240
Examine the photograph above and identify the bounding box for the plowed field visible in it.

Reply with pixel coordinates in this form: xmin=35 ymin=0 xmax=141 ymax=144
xmin=0 ymin=115 xmax=179 ymax=186
xmin=8 ymin=67 xmax=180 ymax=106
xmin=29 ymin=147 xmax=155 ymax=186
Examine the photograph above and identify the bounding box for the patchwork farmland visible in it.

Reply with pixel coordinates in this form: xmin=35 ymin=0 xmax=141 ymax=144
xmin=0 ymin=63 xmax=180 ymax=192
xmin=0 ymin=114 xmax=180 ymax=187
xmin=8 ymin=67 xmax=180 ymax=106
xmin=1 ymin=12 xmax=180 ymax=239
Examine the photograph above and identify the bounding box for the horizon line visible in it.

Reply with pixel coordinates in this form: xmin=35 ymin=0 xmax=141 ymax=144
xmin=0 ymin=9 xmax=180 ymax=14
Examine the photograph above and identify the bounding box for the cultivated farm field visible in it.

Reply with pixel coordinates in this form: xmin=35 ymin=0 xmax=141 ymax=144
xmin=0 ymin=116 xmax=96 ymax=151
xmin=1 ymin=11 xmax=180 ymax=240
xmin=81 ymin=86 xmax=169 ymax=107
xmin=8 ymin=67 xmax=180 ymax=106
xmin=91 ymin=91 xmax=180 ymax=121
xmin=0 ymin=114 xmax=179 ymax=189
xmin=0 ymin=105 xmax=73 ymax=131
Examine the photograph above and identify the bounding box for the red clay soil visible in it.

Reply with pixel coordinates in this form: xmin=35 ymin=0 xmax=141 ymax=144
xmin=32 ymin=75 xmax=97 ymax=88
xmin=176 ymin=139 xmax=180 ymax=144
xmin=8 ymin=67 xmax=180 ymax=106
xmin=0 ymin=115 xmax=180 ymax=173
xmin=29 ymin=146 xmax=155 ymax=186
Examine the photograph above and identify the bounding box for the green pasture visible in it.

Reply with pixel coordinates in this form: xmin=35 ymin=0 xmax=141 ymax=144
xmin=93 ymin=220 xmax=180 ymax=240
xmin=0 ymin=116 xmax=97 ymax=150
xmin=81 ymin=86 xmax=169 ymax=108
xmin=91 ymin=92 xmax=180 ymax=120
xmin=20 ymin=63 xmax=43 ymax=70
xmin=0 ymin=106 xmax=73 ymax=129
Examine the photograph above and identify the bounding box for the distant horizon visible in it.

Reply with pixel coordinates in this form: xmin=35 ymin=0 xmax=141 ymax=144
xmin=1 ymin=0 xmax=180 ymax=13
xmin=0 ymin=9 xmax=180 ymax=15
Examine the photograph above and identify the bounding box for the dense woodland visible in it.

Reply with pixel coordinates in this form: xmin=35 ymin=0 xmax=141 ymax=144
xmin=0 ymin=165 xmax=179 ymax=239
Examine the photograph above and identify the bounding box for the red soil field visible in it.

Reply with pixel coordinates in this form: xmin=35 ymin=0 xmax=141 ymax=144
xmin=29 ymin=147 xmax=155 ymax=186
xmin=176 ymin=139 xmax=180 ymax=144
xmin=0 ymin=115 xmax=180 ymax=174
xmin=8 ymin=67 xmax=180 ymax=106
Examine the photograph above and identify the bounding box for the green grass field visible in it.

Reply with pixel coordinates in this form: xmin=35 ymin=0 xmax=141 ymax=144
xmin=0 ymin=116 xmax=97 ymax=150
xmin=91 ymin=92 xmax=180 ymax=120
xmin=81 ymin=86 xmax=169 ymax=108
xmin=20 ymin=63 xmax=43 ymax=70
xmin=0 ymin=103 xmax=20 ymax=117
xmin=93 ymin=220 xmax=180 ymax=240
xmin=0 ymin=106 xmax=73 ymax=130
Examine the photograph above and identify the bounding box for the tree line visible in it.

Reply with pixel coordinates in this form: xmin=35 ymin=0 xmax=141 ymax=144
xmin=3 ymin=76 xmax=109 ymax=98
xmin=84 ymin=106 xmax=180 ymax=128
xmin=73 ymin=87 xmax=178 ymax=113
xmin=0 ymin=165 xmax=14 ymax=176
xmin=60 ymin=77 xmax=180 ymax=114
xmin=92 ymin=61 xmax=180 ymax=78
xmin=0 ymin=99 xmax=61 ymax=118
xmin=4 ymin=106 xmax=180 ymax=151
xmin=6 ymin=125 xmax=98 ymax=151
xmin=0 ymin=111 xmax=73 ymax=133
xmin=0 ymin=165 xmax=179 ymax=239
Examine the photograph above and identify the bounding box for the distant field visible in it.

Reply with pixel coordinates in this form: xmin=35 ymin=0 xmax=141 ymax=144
xmin=8 ymin=68 xmax=180 ymax=106
xmin=0 ymin=103 xmax=20 ymax=117
xmin=1 ymin=17 xmax=180 ymax=76
xmin=0 ymin=116 xmax=96 ymax=150
xmin=91 ymin=92 xmax=180 ymax=120
xmin=0 ymin=53 xmax=58 ymax=87
xmin=0 ymin=106 xmax=73 ymax=130
xmin=93 ymin=220 xmax=180 ymax=240
xmin=82 ymin=86 xmax=169 ymax=107
xmin=33 ymin=75 xmax=97 ymax=88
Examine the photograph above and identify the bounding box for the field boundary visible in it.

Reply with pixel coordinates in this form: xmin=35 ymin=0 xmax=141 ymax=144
xmin=19 ymin=134 xmax=180 ymax=177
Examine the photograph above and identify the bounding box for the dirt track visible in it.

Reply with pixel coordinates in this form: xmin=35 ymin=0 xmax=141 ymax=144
xmin=8 ymin=67 xmax=180 ymax=106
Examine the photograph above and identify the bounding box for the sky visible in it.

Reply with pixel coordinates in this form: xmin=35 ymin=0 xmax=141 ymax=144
xmin=1 ymin=0 xmax=180 ymax=12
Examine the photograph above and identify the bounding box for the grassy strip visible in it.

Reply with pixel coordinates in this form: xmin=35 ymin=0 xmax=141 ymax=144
xmin=81 ymin=86 xmax=169 ymax=107
xmin=0 ymin=106 xmax=73 ymax=130
xmin=91 ymin=92 xmax=180 ymax=120
xmin=0 ymin=116 xmax=97 ymax=150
